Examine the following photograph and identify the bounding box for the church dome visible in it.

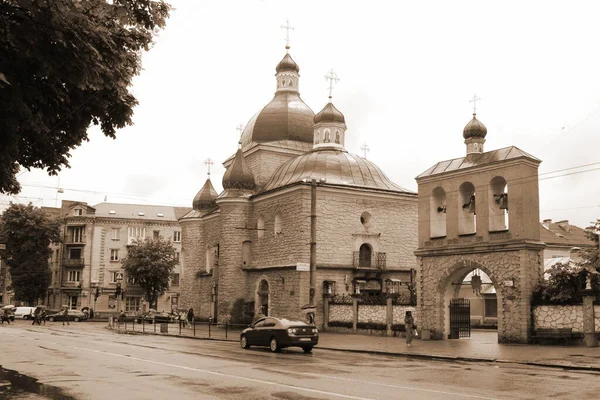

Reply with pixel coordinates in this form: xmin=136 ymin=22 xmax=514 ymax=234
xmin=463 ymin=114 xmax=487 ymax=139
xmin=314 ymin=102 xmax=346 ymax=125
xmin=222 ymin=148 xmax=256 ymax=191
xmin=275 ymin=53 xmax=300 ymax=73
xmin=263 ymin=149 xmax=413 ymax=193
xmin=193 ymin=178 xmax=218 ymax=210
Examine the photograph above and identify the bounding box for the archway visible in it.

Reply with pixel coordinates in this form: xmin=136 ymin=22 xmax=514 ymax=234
xmin=257 ymin=279 xmax=269 ymax=316
xmin=358 ymin=243 xmax=372 ymax=268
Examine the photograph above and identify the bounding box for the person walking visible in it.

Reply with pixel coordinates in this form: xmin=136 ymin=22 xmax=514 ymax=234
xmin=40 ymin=308 xmax=46 ymax=325
xmin=404 ymin=310 xmax=415 ymax=346
xmin=1 ymin=308 xmax=11 ymax=324
xmin=62 ymin=307 xmax=70 ymax=326
xmin=32 ymin=307 xmax=41 ymax=325
xmin=187 ymin=308 xmax=194 ymax=329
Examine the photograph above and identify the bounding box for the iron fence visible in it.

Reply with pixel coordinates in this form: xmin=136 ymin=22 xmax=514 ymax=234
xmin=111 ymin=317 xmax=249 ymax=341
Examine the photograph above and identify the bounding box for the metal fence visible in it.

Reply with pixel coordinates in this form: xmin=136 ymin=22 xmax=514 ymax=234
xmin=110 ymin=318 xmax=248 ymax=341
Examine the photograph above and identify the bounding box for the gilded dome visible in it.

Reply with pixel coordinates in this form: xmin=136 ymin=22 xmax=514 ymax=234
xmin=463 ymin=114 xmax=487 ymax=139
xmin=314 ymin=102 xmax=346 ymax=125
xmin=222 ymin=148 xmax=255 ymax=191
xmin=275 ymin=53 xmax=300 ymax=73
xmin=193 ymin=178 xmax=218 ymax=210
xmin=263 ymin=149 xmax=414 ymax=193
xmin=240 ymin=93 xmax=315 ymax=150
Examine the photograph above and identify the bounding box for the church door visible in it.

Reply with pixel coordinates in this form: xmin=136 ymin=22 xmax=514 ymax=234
xmin=359 ymin=244 xmax=372 ymax=268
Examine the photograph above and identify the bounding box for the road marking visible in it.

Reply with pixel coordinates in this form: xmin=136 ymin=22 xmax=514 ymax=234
xmin=2 ymin=331 xmax=501 ymax=400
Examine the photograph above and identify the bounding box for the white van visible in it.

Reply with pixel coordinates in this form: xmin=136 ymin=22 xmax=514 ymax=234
xmin=13 ymin=306 xmax=36 ymax=320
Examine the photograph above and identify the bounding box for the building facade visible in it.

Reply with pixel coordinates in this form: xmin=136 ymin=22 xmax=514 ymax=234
xmin=180 ymin=47 xmax=418 ymax=326
xmin=44 ymin=201 xmax=189 ymax=316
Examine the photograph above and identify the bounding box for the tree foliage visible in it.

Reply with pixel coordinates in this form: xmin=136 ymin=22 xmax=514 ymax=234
xmin=122 ymin=237 xmax=176 ymax=310
xmin=0 ymin=203 xmax=60 ymax=305
xmin=0 ymin=0 xmax=171 ymax=194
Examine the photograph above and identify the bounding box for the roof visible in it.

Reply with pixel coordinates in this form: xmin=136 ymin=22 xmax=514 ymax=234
xmin=314 ymin=102 xmax=346 ymax=125
xmin=222 ymin=148 xmax=255 ymax=192
xmin=93 ymin=203 xmax=191 ymax=221
xmin=540 ymin=221 xmax=595 ymax=248
xmin=417 ymin=146 xmax=541 ymax=179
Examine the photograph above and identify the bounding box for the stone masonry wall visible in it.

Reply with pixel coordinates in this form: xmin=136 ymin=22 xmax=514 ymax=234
xmin=393 ymin=305 xmax=419 ymax=326
xmin=358 ymin=305 xmax=387 ymax=324
xmin=533 ymin=305 xmax=600 ymax=333
xmin=246 ymin=149 xmax=300 ymax=191
xmin=329 ymin=304 xmax=353 ymax=322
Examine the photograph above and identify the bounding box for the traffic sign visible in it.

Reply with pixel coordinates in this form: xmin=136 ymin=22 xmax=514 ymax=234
xmin=115 ymin=272 xmax=124 ymax=281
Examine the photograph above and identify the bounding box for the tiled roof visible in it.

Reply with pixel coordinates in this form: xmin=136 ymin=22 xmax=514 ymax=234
xmin=417 ymin=146 xmax=541 ymax=179
xmin=540 ymin=221 xmax=595 ymax=248
xmin=93 ymin=203 xmax=191 ymax=221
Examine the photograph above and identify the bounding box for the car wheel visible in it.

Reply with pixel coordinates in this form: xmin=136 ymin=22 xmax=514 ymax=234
xmin=74 ymin=317 xmax=80 ymax=322
xmin=269 ymin=337 xmax=281 ymax=353
xmin=48 ymin=317 xmax=55 ymax=322
xmin=240 ymin=335 xmax=250 ymax=349
xmin=302 ymin=346 xmax=313 ymax=354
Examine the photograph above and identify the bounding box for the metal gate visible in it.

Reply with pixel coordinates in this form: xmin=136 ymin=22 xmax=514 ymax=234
xmin=449 ymin=298 xmax=471 ymax=338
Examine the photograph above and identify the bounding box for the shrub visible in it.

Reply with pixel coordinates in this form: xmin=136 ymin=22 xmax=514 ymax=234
xmin=532 ymin=263 xmax=586 ymax=305
xmin=328 ymin=321 xmax=353 ymax=328
xmin=357 ymin=322 xmax=386 ymax=330
xmin=229 ymin=298 xmax=253 ymax=325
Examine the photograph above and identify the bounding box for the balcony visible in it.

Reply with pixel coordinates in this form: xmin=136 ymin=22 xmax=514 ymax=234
xmin=63 ymin=237 xmax=86 ymax=245
xmin=62 ymin=280 xmax=83 ymax=289
xmin=353 ymin=251 xmax=387 ymax=269
xmin=63 ymin=258 xmax=85 ymax=267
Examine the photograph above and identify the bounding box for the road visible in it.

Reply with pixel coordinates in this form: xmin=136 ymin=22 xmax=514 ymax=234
xmin=1 ymin=320 xmax=599 ymax=400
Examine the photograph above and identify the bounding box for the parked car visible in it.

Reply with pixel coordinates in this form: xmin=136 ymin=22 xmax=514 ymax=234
xmin=13 ymin=306 xmax=36 ymax=320
xmin=240 ymin=316 xmax=319 ymax=353
xmin=46 ymin=309 xmax=88 ymax=322
xmin=1 ymin=305 xmax=16 ymax=322
xmin=117 ymin=311 xmax=137 ymax=323
xmin=135 ymin=311 xmax=174 ymax=324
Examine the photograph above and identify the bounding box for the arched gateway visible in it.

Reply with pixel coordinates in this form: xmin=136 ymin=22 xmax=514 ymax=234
xmin=415 ymin=113 xmax=545 ymax=343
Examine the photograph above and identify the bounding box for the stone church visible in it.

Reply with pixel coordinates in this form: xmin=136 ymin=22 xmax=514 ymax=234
xmin=179 ymin=46 xmax=418 ymax=325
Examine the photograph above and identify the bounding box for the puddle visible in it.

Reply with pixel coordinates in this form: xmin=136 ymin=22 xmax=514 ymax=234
xmin=0 ymin=366 xmax=78 ymax=399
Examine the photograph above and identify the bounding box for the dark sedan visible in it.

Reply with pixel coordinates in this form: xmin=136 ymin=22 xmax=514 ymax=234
xmin=135 ymin=312 xmax=174 ymax=324
xmin=46 ymin=310 xmax=88 ymax=322
xmin=240 ymin=316 xmax=319 ymax=353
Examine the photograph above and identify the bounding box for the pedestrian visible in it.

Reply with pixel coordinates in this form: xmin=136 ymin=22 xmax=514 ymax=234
xmin=62 ymin=307 xmax=70 ymax=326
xmin=405 ymin=310 xmax=415 ymax=346
xmin=40 ymin=308 xmax=46 ymax=325
xmin=32 ymin=306 xmax=41 ymax=326
xmin=1 ymin=308 xmax=10 ymax=324
xmin=89 ymin=308 xmax=94 ymax=320
xmin=187 ymin=308 xmax=194 ymax=329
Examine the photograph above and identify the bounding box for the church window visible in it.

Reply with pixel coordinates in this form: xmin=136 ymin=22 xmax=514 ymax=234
xmin=358 ymin=244 xmax=372 ymax=268
xmin=324 ymin=129 xmax=330 ymax=143
xmin=335 ymin=130 xmax=340 ymax=144
xmin=458 ymin=182 xmax=476 ymax=235
xmin=430 ymin=187 xmax=447 ymax=238
xmin=360 ymin=212 xmax=371 ymax=227
xmin=489 ymin=176 xmax=509 ymax=232
xmin=274 ymin=213 xmax=283 ymax=235
xmin=242 ymin=241 xmax=252 ymax=267
xmin=257 ymin=216 xmax=265 ymax=238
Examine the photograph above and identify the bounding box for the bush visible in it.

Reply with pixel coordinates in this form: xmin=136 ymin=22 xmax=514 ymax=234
xmin=328 ymin=321 xmax=353 ymax=328
xmin=357 ymin=322 xmax=386 ymax=330
xmin=532 ymin=263 xmax=586 ymax=305
xmin=229 ymin=298 xmax=253 ymax=325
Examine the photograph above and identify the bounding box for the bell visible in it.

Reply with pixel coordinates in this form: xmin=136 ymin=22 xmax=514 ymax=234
xmin=463 ymin=195 xmax=476 ymax=214
xmin=495 ymin=193 xmax=509 ymax=210
xmin=437 ymin=206 xmax=447 ymax=213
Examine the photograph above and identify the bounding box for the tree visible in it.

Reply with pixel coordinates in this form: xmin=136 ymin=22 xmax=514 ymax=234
xmin=0 ymin=203 xmax=60 ymax=305
xmin=122 ymin=237 xmax=176 ymax=310
xmin=0 ymin=0 xmax=171 ymax=194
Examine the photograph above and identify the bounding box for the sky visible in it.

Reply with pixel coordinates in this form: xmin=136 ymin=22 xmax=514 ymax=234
xmin=4 ymin=0 xmax=600 ymax=229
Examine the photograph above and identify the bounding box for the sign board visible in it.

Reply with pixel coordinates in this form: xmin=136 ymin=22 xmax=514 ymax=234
xmin=296 ymin=262 xmax=310 ymax=272
xmin=160 ymin=323 xmax=168 ymax=333
xmin=115 ymin=272 xmax=124 ymax=281
xmin=503 ymin=280 xmax=514 ymax=287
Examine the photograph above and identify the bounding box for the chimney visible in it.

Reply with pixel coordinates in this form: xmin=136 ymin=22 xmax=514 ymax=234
xmin=556 ymin=220 xmax=570 ymax=232
xmin=542 ymin=219 xmax=552 ymax=229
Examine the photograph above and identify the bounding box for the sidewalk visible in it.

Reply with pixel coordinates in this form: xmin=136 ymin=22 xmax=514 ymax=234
xmin=317 ymin=330 xmax=600 ymax=371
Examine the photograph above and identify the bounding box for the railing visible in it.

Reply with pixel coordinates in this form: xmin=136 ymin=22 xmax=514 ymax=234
xmin=62 ymin=280 xmax=83 ymax=288
xmin=63 ymin=258 xmax=85 ymax=267
xmin=352 ymin=251 xmax=386 ymax=269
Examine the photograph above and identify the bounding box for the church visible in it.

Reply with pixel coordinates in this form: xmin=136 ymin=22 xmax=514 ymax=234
xmin=179 ymin=43 xmax=418 ymax=325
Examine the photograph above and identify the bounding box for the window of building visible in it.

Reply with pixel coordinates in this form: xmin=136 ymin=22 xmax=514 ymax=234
xmin=257 ymin=216 xmax=265 ymax=238
xmin=174 ymin=251 xmax=180 ymax=263
xmin=67 ymin=270 xmax=81 ymax=282
xmin=173 ymin=231 xmax=181 ymax=242
xmin=68 ymin=295 xmax=78 ymax=309
xmin=70 ymin=226 xmax=84 ymax=243
xmin=274 ymin=213 xmax=282 ymax=235
xmin=171 ymin=273 xmax=180 ymax=286
xmin=69 ymin=248 xmax=82 ymax=260
xmin=458 ymin=182 xmax=476 ymax=235
xmin=430 ymin=187 xmax=447 ymax=238
xmin=489 ymin=176 xmax=509 ymax=232
xmin=125 ymin=296 xmax=141 ymax=312
xmin=127 ymin=227 xmax=146 ymax=245
xmin=111 ymin=228 xmax=119 ymax=240
xmin=242 ymin=241 xmax=251 ymax=267
xmin=109 ymin=271 xmax=120 ymax=283
xmin=358 ymin=244 xmax=372 ymax=268
xmin=73 ymin=208 xmax=82 ymax=216
xmin=153 ymin=230 xmax=160 ymax=239
xmin=110 ymin=249 xmax=119 ymax=261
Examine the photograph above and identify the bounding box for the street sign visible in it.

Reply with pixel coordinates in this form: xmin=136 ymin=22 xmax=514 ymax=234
xmin=296 ymin=262 xmax=310 ymax=272
xmin=115 ymin=272 xmax=124 ymax=281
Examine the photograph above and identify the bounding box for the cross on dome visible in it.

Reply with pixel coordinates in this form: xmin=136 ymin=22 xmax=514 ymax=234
xmin=204 ymin=158 xmax=213 ymax=177
xmin=281 ymin=19 xmax=294 ymax=51
xmin=360 ymin=143 xmax=370 ymax=159
xmin=469 ymin=94 xmax=481 ymax=114
xmin=236 ymin=124 xmax=245 ymax=145
xmin=325 ymin=69 xmax=340 ymax=99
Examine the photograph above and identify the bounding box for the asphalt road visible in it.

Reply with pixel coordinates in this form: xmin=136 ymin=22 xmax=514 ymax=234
xmin=1 ymin=320 xmax=599 ymax=400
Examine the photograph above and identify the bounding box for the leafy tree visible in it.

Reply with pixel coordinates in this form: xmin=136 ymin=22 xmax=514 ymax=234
xmin=0 ymin=0 xmax=171 ymax=194
xmin=122 ymin=237 xmax=176 ymax=310
xmin=0 ymin=203 xmax=60 ymax=305
xmin=581 ymin=219 xmax=600 ymax=273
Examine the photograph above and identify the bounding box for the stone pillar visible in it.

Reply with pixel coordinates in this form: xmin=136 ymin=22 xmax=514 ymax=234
xmin=386 ymin=296 xmax=393 ymax=336
xmin=352 ymin=297 xmax=358 ymax=331
xmin=583 ymin=295 xmax=598 ymax=347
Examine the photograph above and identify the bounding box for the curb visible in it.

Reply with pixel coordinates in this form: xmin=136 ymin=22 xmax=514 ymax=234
xmin=109 ymin=327 xmax=600 ymax=372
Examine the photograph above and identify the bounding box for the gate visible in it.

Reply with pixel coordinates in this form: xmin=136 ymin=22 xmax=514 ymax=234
xmin=449 ymin=298 xmax=470 ymax=338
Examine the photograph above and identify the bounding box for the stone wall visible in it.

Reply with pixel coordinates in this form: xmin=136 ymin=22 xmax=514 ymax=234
xmin=358 ymin=304 xmax=386 ymax=324
xmin=392 ymin=305 xmax=419 ymax=326
xmin=329 ymin=304 xmax=353 ymax=322
xmin=533 ymin=305 xmax=600 ymax=333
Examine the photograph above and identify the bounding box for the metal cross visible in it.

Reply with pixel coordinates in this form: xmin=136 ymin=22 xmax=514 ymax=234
xmin=204 ymin=158 xmax=213 ymax=177
xmin=281 ymin=19 xmax=294 ymax=50
xmin=236 ymin=124 xmax=245 ymax=144
xmin=469 ymin=94 xmax=481 ymax=114
xmin=360 ymin=143 xmax=370 ymax=159
xmin=325 ymin=69 xmax=340 ymax=99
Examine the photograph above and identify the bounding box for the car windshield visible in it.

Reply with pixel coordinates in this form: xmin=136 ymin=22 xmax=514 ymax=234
xmin=277 ymin=318 xmax=307 ymax=326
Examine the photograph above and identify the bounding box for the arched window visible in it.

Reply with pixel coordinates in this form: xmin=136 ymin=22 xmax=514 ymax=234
xmin=489 ymin=176 xmax=508 ymax=231
xmin=430 ymin=187 xmax=447 ymax=238
xmin=359 ymin=243 xmax=372 ymax=268
xmin=324 ymin=129 xmax=331 ymax=143
xmin=274 ymin=213 xmax=282 ymax=235
xmin=458 ymin=182 xmax=476 ymax=235
xmin=257 ymin=216 xmax=265 ymax=238
xmin=242 ymin=240 xmax=252 ymax=267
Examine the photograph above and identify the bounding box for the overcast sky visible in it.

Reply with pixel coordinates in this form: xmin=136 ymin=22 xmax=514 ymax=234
xmin=5 ymin=0 xmax=600 ymax=229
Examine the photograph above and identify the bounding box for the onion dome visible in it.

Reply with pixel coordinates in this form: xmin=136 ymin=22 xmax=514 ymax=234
xmin=314 ymin=102 xmax=346 ymax=125
xmin=222 ymin=148 xmax=256 ymax=191
xmin=276 ymin=53 xmax=300 ymax=73
xmin=192 ymin=178 xmax=218 ymax=210
xmin=263 ymin=149 xmax=414 ymax=193
xmin=463 ymin=113 xmax=487 ymax=139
